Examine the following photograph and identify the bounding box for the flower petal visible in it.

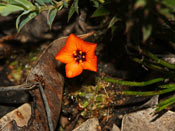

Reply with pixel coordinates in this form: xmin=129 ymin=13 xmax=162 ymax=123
xmin=65 ymin=62 xmax=83 ymax=78
xmin=55 ymin=47 xmax=74 ymax=64
xmin=83 ymin=42 xmax=97 ymax=59
xmin=65 ymin=34 xmax=83 ymax=51
xmin=65 ymin=34 xmax=97 ymax=55
xmin=83 ymin=56 xmax=97 ymax=72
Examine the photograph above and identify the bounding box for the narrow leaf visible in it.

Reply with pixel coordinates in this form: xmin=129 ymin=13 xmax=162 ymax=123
xmin=17 ymin=12 xmax=38 ymax=33
xmin=68 ymin=3 xmax=75 ymax=22
xmin=0 ymin=4 xmax=24 ymax=16
xmin=14 ymin=0 xmax=35 ymax=9
xmin=134 ymin=0 xmax=146 ymax=9
xmin=47 ymin=8 xmax=58 ymax=29
xmin=74 ymin=0 xmax=79 ymax=14
xmin=98 ymin=0 xmax=105 ymax=4
xmin=143 ymin=25 xmax=152 ymax=42
xmin=68 ymin=0 xmax=79 ymax=22
xmin=42 ymin=0 xmax=52 ymax=3
xmin=1 ymin=0 xmax=20 ymax=5
xmin=16 ymin=10 xmax=30 ymax=30
xmin=159 ymin=8 xmax=174 ymax=20
xmin=91 ymin=0 xmax=99 ymax=8
xmin=108 ymin=16 xmax=119 ymax=28
xmin=63 ymin=0 xmax=68 ymax=8
xmin=163 ymin=0 xmax=175 ymax=8
xmin=92 ymin=6 xmax=110 ymax=17
xmin=35 ymin=0 xmax=46 ymax=5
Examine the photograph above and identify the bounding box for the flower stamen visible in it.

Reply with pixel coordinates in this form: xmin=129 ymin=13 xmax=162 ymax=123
xmin=73 ymin=50 xmax=86 ymax=63
xmin=73 ymin=51 xmax=77 ymax=55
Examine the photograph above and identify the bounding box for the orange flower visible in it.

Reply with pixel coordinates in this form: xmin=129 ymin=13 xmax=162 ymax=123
xmin=55 ymin=34 xmax=97 ymax=78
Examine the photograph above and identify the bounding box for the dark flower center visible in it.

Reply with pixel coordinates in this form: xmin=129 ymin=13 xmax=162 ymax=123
xmin=73 ymin=50 xmax=86 ymax=63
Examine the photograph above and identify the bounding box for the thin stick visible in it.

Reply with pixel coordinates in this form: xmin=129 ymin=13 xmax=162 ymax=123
xmin=0 ymin=82 xmax=37 ymax=92
xmin=38 ymin=83 xmax=54 ymax=131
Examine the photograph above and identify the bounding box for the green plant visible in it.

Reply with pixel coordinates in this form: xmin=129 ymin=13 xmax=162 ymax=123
xmin=0 ymin=0 xmax=73 ymax=32
xmin=104 ymin=49 xmax=175 ymax=112
xmin=92 ymin=0 xmax=175 ymax=112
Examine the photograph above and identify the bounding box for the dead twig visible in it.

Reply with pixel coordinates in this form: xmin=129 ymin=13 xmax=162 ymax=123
xmin=0 ymin=82 xmax=38 ymax=92
xmin=37 ymin=82 xmax=54 ymax=131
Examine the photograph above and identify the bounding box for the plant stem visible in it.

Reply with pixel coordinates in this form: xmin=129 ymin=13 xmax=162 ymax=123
xmin=156 ymin=96 xmax=175 ymax=111
xmin=39 ymin=0 xmax=70 ymax=12
xmin=121 ymin=87 xmax=175 ymax=96
xmin=104 ymin=77 xmax=164 ymax=86
xmin=157 ymin=95 xmax=175 ymax=107
xmin=160 ymin=83 xmax=175 ymax=88
xmin=133 ymin=58 xmax=164 ymax=71
xmin=144 ymin=50 xmax=175 ymax=70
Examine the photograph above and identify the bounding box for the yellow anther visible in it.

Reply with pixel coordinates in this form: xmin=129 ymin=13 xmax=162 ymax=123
xmin=82 ymin=55 xmax=85 ymax=58
xmin=74 ymin=58 xmax=77 ymax=60
xmin=79 ymin=51 xmax=82 ymax=54
xmin=73 ymin=51 xmax=77 ymax=55
xmin=79 ymin=60 xmax=82 ymax=63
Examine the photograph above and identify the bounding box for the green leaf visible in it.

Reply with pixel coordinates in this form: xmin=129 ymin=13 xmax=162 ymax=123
xmin=81 ymin=100 xmax=89 ymax=108
xmin=42 ymin=0 xmax=52 ymax=3
xmin=68 ymin=0 xmax=79 ymax=22
xmin=17 ymin=11 xmax=38 ymax=33
xmin=143 ymin=25 xmax=152 ymax=42
xmin=16 ymin=10 xmax=30 ymax=30
xmin=92 ymin=5 xmax=109 ymax=17
xmin=108 ymin=16 xmax=119 ymax=28
xmin=163 ymin=0 xmax=175 ymax=8
xmin=159 ymin=8 xmax=174 ymax=20
xmin=134 ymin=0 xmax=146 ymax=9
xmin=68 ymin=4 xmax=75 ymax=21
xmin=90 ymin=0 xmax=99 ymax=8
xmin=0 ymin=4 xmax=24 ymax=16
xmin=47 ymin=8 xmax=58 ymax=29
xmin=74 ymin=0 xmax=79 ymax=14
xmin=111 ymin=25 xmax=117 ymax=36
xmin=14 ymin=0 xmax=35 ymax=10
xmin=35 ymin=0 xmax=46 ymax=5
xmin=63 ymin=0 xmax=68 ymax=8
xmin=98 ymin=0 xmax=105 ymax=4
xmin=1 ymin=0 xmax=20 ymax=5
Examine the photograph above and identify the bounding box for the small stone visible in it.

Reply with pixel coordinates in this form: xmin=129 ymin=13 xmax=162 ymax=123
xmin=73 ymin=118 xmax=99 ymax=131
xmin=112 ymin=124 xmax=120 ymax=131
xmin=60 ymin=116 xmax=69 ymax=128
xmin=121 ymin=108 xmax=175 ymax=131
